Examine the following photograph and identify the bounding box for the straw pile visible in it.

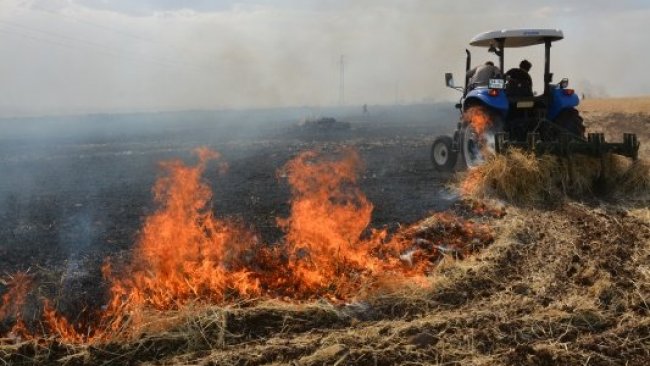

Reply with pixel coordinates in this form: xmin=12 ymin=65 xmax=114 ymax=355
xmin=460 ymin=149 xmax=650 ymax=204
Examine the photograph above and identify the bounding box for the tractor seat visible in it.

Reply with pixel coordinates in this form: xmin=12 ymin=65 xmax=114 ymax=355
xmin=505 ymin=77 xmax=533 ymax=97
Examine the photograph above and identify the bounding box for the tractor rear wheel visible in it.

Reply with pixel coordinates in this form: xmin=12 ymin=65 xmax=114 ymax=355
xmin=459 ymin=107 xmax=503 ymax=169
xmin=554 ymin=108 xmax=585 ymax=138
xmin=431 ymin=135 xmax=457 ymax=172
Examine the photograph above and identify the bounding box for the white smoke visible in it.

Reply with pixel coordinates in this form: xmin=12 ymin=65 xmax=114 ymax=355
xmin=0 ymin=0 xmax=648 ymax=117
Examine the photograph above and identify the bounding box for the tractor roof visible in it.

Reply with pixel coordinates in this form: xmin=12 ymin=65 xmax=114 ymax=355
xmin=470 ymin=29 xmax=564 ymax=48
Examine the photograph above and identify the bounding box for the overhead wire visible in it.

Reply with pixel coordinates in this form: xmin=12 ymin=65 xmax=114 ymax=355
xmin=0 ymin=27 xmax=84 ymax=53
xmin=0 ymin=24 xmax=185 ymax=71
xmin=0 ymin=18 xmax=206 ymax=72
xmin=27 ymin=4 xmax=224 ymax=63
xmin=0 ymin=4 xmax=223 ymax=110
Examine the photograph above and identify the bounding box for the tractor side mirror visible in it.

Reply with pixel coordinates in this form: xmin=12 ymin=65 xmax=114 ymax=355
xmin=445 ymin=73 xmax=455 ymax=88
xmin=559 ymin=78 xmax=569 ymax=89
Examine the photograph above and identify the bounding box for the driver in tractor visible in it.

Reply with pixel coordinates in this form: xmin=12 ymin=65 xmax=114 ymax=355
xmin=466 ymin=61 xmax=502 ymax=90
xmin=505 ymin=59 xmax=533 ymax=96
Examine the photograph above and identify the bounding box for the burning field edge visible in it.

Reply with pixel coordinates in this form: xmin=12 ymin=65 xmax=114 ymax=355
xmin=1 ymin=201 xmax=649 ymax=365
xmin=1 ymin=146 xmax=502 ymax=363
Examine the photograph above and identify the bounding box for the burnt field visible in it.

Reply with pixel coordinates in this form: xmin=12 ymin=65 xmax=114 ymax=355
xmin=1 ymin=99 xmax=649 ymax=365
xmin=0 ymin=104 xmax=455 ymax=275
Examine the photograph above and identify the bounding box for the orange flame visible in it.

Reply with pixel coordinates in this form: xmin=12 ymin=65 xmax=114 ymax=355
xmin=280 ymin=150 xmax=374 ymax=291
xmin=460 ymin=168 xmax=484 ymax=197
xmin=104 ymin=148 xmax=261 ymax=322
xmin=464 ymin=107 xmax=493 ymax=136
xmin=278 ymin=149 xmax=423 ymax=299
xmin=0 ymin=272 xmax=33 ymax=341
xmin=1 ymin=147 xmax=497 ymax=343
xmin=0 ymin=273 xmax=31 ymax=319
xmin=460 ymin=106 xmax=497 ymax=196
xmin=42 ymin=300 xmax=94 ymax=343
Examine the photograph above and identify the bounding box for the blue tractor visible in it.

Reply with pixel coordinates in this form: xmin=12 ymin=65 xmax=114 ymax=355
xmin=431 ymin=29 xmax=639 ymax=171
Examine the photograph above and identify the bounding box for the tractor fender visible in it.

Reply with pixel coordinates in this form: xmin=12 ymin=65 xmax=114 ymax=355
xmin=548 ymin=86 xmax=580 ymax=120
xmin=464 ymin=88 xmax=509 ymax=117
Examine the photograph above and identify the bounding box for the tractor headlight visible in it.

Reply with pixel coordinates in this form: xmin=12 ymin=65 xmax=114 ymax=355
xmin=488 ymin=78 xmax=505 ymax=89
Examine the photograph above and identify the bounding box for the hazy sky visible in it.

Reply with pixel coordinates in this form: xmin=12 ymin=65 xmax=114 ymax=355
xmin=1 ymin=0 xmax=649 ymax=117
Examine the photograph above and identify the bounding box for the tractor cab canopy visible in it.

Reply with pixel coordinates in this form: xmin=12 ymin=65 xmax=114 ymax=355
xmin=470 ymin=29 xmax=563 ymax=48
xmin=466 ymin=29 xmax=564 ymax=97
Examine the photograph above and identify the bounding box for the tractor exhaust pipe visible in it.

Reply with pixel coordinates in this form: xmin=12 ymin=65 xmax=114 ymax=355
xmin=465 ymin=49 xmax=471 ymax=92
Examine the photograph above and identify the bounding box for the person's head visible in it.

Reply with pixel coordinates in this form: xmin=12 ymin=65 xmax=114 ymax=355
xmin=520 ymin=59 xmax=532 ymax=72
xmin=485 ymin=61 xmax=495 ymax=66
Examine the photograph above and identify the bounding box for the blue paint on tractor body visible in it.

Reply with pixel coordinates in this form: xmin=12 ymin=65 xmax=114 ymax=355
xmin=464 ymin=85 xmax=580 ymax=121
xmin=465 ymin=88 xmax=509 ymax=116
xmin=547 ymin=85 xmax=580 ymax=120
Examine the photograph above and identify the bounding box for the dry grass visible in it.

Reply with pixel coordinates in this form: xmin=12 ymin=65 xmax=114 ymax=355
xmin=580 ymin=96 xmax=650 ymax=115
xmin=579 ymin=96 xmax=650 ymax=159
xmin=614 ymin=158 xmax=650 ymax=195
xmin=460 ymin=150 xmax=557 ymax=204
xmin=628 ymin=207 xmax=650 ymax=224
xmin=3 ymin=203 xmax=648 ymax=365
xmin=460 ymin=149 xmax=650 ymax=205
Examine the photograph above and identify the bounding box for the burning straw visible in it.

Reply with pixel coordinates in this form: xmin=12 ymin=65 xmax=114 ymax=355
xmin=1 ymin=147 xmax=498 ymax=344
xmin=0 ymin=273 xmax=32 ymax=340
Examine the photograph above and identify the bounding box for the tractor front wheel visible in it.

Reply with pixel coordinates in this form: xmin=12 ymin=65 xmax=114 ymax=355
xmin=431 ymin=135 xmax=457 ymax=172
